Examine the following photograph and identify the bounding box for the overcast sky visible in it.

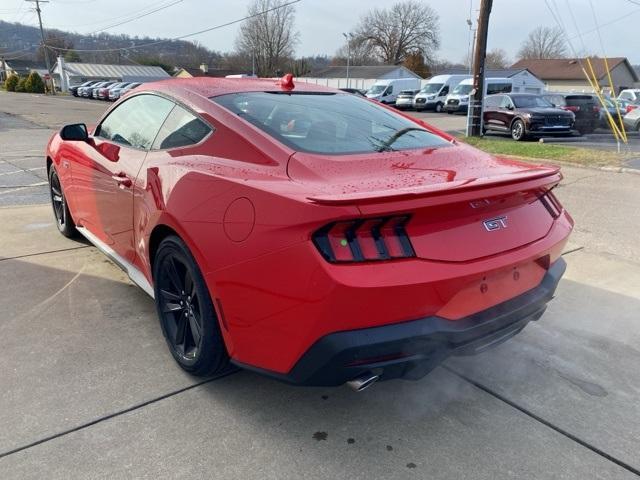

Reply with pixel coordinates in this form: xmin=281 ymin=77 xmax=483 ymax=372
xmin=2 ymin=0 xmax=640 ymax=64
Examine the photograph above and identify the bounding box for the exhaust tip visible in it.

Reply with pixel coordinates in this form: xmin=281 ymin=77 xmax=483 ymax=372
xmin=346 ymin=372 xmax=380 ymax=392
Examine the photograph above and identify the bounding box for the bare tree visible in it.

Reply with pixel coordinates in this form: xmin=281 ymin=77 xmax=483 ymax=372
xmin=332 ymin=36 xmax=378 ymax=66
xmin=235 ymin=0 xmax=299 ymax=77
xmin=353 ymin=1 xmax=440 ymax=65
xmin=485 ymin=48 xmax=510 ymax=69
xmin=517 ymin=26 xmax=567 ymax=60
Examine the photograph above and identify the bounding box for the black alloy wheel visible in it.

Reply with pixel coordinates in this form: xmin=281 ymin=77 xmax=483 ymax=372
xmin=153 ymin=236 xmax=229 ymax=376
xmin=511 ymin=119 xmax=526 ymax=141
xmin=48 ymin=166 xmax=77 ymax=237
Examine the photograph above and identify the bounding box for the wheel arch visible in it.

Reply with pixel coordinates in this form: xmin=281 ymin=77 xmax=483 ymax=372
xmin=148 ymin=223 xmax=180 ymax=274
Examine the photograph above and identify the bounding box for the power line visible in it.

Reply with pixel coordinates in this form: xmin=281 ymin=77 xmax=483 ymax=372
xmin=45 ymin=0 xmax=302 ymax=53
xmin=90 ymin=0 xmax=183 ymax=34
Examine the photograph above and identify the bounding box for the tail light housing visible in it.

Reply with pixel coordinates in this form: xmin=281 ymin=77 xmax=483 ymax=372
xmin=313 ymin=215 xmax=415 ymax=263
xmin=538 ymin=189 xmax=563 ymax=219
xmin=561 ymin=105 xmax=580 ymax=113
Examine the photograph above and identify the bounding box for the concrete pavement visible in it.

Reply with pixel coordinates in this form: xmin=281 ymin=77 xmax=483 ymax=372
xmin=1 ymin=91 xmax=640 ymax=479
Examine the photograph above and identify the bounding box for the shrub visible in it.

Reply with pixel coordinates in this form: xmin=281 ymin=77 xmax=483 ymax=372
xmin=15 ymin=77 xmax=27 ymax=92
xmin=24 ymin=71 xmax=45 ymax=93
xmin=4 ymin=74 xmax=19 ymax=92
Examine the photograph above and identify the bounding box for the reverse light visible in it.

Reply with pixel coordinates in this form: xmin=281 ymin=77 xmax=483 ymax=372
xmin=313 ymin=215 xmax=415 ymax=263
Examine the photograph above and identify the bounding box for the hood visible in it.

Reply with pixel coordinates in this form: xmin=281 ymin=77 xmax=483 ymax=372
xmin=521 ymin=107 xmax=573 ymax=116
xmin=287 ymin=142 xmax=559 ymax=205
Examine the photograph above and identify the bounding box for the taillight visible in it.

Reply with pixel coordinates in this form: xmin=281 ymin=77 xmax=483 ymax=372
xmin=593 ymin=105 xmax=600 ymax=113
xmin=539 ymin=190 xmax=562 ymax=219
xmin=562 ymin=105 xmax=580 ymax=112
xmin=313 ymin=215 xmax=415 ymax=263
xmin=627 ymin=105 xmax=638 ymax=114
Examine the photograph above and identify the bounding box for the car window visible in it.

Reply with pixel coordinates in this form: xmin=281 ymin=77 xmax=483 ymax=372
xmin=499 ymin=96 xmax=512 ymax=108
xmin=484 ymin=95 xmax=500 ymax=108
xmin=385 ymin=85 xmax=393 ymax=95
xmin=440 ymin=85 xmax=449 ymax=95
xmin=152 ymin=105 xmax=212 ymax=150
xmin=213 ymin=92 xmax=450 ymax=155
xmin=512 ymin=95 xmax=553 ymax=108
xmin=487 ymin=82 xmax=512 ymax=95
xmin=97 ymin=94 xmax=174 ymax=150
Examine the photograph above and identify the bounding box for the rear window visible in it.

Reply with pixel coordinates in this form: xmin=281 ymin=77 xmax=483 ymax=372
xmin=512 ymin=95 xmax=553 ymax=108
xmin=212 ymin=92 xmax=450 ymax=155
xmin=566 ymin=95 xmax=596 ymax=105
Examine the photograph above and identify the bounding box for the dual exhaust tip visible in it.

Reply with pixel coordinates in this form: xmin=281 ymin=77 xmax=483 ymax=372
xmin=346 ymin=372 xmax=380 ymax=392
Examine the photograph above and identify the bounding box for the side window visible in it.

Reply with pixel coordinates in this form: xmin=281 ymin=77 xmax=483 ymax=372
xmin=484 ymin=96 xmax=499 ymax=108
xmin=152 ymin=104 xmax=212 ymax=150
xmin=440 ymin=85 xmax=449 ymax=96
xmin=97 ymin=94 xmax=174 ymax=150
xmin=620 ymin=92 xmax=631 ymax=100
xmin=499 ymin=96 xmax=513 ymax=108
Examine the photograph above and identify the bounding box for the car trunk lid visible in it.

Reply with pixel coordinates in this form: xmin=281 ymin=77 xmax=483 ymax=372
xmin=288 ymin=143 xmax=562 ymax=262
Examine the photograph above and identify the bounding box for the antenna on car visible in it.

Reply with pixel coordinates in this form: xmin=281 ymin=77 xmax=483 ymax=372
xmin=277 ymin=73 xmax=295 ymax=91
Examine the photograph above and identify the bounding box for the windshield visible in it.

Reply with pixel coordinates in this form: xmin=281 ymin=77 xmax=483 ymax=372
xmin=452 ymin=84 xmax=473 ymax=95
xmin=420 ymin=83 xmax=443 ymax=94
xmin=367 ymin=85 xmax=386 ymax=95
xmin=213 ymin=92 xmax=449 ymax=155
xmin=512 ymin=95 xmax=554 ymax=108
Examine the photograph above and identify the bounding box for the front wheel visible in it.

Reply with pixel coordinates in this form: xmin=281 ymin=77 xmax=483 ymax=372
xmin=153 ymin=236 xmax=229 ymax=376
xmin=511 ymin=119 xmax=526 ymax=141
xmin=435 ymin=102 xmax=443 ymax=113
xmin=48 ymin=166 xmax=77 ymax=238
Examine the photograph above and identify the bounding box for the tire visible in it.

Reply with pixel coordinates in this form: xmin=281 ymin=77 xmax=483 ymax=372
xmin=511 ymin=119 xmax=526 ymax=141
xmin=435 ymin=102 xmax=443 ymax=113
xmin=153 ymin=235 xmax=229 ymax=376
xmin=48 ymin=166 xmax=77 ymax=238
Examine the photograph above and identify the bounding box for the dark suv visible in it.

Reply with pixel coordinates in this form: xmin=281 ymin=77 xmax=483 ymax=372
xmin=542 ymin=93 xmax=599 ymax=134
xmin=483 ymin=93 xmax=575 ymax=141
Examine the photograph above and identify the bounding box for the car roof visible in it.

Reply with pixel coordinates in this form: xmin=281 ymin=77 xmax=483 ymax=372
xmin=136 ymin=77 xmax=339 ymax=99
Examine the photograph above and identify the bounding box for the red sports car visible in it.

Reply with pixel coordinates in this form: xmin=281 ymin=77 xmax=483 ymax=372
xmin=46 ymin=76 xmax=573 ymax=391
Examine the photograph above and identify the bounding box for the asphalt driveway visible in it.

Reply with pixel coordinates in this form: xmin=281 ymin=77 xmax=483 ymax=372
xmin=1 ymin=91 xmax=639 ymax=479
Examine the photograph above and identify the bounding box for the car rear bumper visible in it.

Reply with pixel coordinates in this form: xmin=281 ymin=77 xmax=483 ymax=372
xmin=233 ymin=257 xmax=566 ymax=386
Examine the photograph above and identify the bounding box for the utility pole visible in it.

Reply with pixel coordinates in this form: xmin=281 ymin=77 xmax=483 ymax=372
xmin=342 ymin=33 xmax=351 ymax=89
xmin=468 ymin=0 xmax=492 ymax=136
xmin=26 ymin=0 xmax=55 ymax=95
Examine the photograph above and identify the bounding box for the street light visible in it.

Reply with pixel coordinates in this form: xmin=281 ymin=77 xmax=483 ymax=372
xmin=342 ymin=32 xmax=352 ymax=89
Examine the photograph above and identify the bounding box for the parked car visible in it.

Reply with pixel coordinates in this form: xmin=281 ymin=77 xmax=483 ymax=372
xmin=77 ymin=81 xmax=104 ymax=97
xmin=339 ymin=88 xmax=366 ymax=97
xmin=483 ymin=93 xmax=575 ymax=141
xmin=622 ymin=106 xmax=640 ymax=133
xmin=111 ymin=82 xmax=141 ymax=100
xmin=46 ymin=77 xmax=572 ymax=389
xmin=444 ymin=77 xmax=512 ymax=114
xmin=394 ymin=89 xmax=419 ymax=109
xmin=598 ymin=97 xmax=629 ymax=129
xmin=81 ymin=81 xmax=108 ymax=98
xmin=92 ymin=81 xmax=116 ymax=99
xmin=365 ymin=78 xmax=421 ymax=104
xmin=70 ymin=81 xmax=99 ymax=97
xmin=617 ymin=89 xmax=640 ymax=105
xmin=542 ymin=93 xmax=599 ymax=135
xmin=413 ymin=74 xmax=470 ymax=112
xmin=97 ymin=82 xmax=129 ymax=100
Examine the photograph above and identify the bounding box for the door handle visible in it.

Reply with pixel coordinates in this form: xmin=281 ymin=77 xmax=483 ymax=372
xmin=111 ymin=172 xmax=132 ymax=188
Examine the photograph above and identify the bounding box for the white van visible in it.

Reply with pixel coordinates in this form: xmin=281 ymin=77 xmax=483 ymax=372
xmin=413 ymin=74 xmax=470 ymax=112
xmin=365 ymin=78 xmax=421 ymax=104
xmin=443 ymin=77 xmax=513 ymax=114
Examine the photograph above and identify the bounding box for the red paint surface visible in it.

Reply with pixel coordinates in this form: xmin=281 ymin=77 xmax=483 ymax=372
xmin=47 ymin=77 xmax=573 ymax=374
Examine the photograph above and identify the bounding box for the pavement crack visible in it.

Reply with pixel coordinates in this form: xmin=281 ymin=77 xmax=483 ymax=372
xmin=442 ymin=366 xmax=640 ymax=478
xmin=0 ymin=245 xmax=90 ymax=262
xmin=0 ymin=368 xmax=239 ymax=461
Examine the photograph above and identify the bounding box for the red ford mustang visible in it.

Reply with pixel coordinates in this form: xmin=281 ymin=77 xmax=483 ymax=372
xmin=46 ymin=76 xmax=573 ymax=391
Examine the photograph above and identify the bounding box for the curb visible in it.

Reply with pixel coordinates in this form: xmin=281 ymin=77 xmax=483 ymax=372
xmin=497 ymin=154 xmax=640 ymax=176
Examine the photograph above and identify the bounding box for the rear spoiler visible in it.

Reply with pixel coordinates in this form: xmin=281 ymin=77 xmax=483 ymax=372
xmin=307 ymin=169 xmax=562 ymax=206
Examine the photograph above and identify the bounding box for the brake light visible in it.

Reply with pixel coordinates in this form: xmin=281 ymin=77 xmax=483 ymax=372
xmin=627 ymin=105 xmax=639 ymax=114
xmin=593 ymin=105 xmax=600 ymax=113
xmin=313 ymin=215 xmax=415 ymax=263
xmin=562 ymin=105 xmax=580 ymax=112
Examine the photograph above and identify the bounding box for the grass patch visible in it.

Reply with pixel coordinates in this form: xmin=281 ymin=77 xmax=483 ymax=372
xmin=458 ymin=136 xmax=629 ymax=167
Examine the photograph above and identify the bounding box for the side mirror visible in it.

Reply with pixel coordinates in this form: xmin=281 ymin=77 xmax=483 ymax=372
xmin=60 ymin=123 xmax=88 ymax=141
xmin=507 ymin=104 xmax=514 ymax=110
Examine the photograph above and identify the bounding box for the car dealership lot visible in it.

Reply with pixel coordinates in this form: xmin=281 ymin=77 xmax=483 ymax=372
xmin=1 ymin=91 xmax=640 ymax=479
